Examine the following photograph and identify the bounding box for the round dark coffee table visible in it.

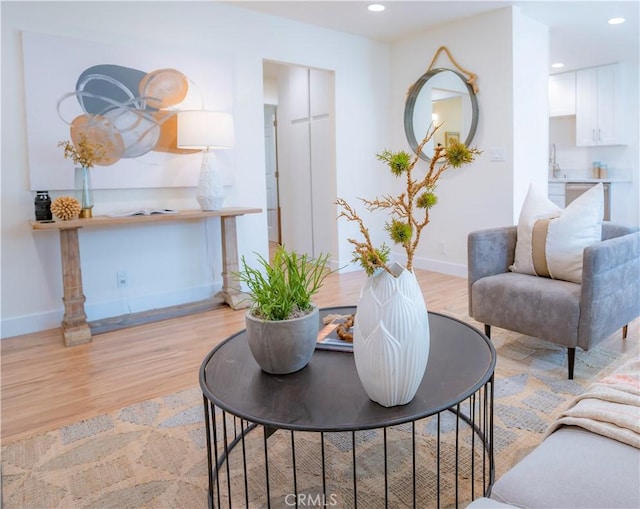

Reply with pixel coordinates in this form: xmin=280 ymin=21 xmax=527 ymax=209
xmin=200 ymin=306 xmax=495 ymax=508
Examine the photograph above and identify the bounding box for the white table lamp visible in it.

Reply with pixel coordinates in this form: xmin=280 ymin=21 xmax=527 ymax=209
xmin=177 ymin=111 xmax=234 ymax=211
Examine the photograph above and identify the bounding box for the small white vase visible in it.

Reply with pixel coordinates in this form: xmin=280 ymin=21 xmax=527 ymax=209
xmin=353 ymin=262 xmax=430 ymax=407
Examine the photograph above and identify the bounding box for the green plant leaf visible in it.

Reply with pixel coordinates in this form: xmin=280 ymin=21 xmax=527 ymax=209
xmin=233 ymin=246 xmax=333 ymax=321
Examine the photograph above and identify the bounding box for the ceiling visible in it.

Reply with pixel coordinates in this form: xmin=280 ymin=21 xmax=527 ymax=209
xmin=230 ymin=1 xmax=639 ymax=72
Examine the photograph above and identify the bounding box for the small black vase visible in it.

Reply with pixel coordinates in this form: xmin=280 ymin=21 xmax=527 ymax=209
xmin=34 ymin=191 xmax=52 ymax=221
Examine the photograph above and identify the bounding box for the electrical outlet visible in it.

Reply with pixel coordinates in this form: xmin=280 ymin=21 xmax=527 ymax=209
xmin=117 ymin=271 xmax=128 ymax=288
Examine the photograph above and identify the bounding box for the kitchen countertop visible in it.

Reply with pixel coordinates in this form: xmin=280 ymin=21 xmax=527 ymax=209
xmin=549 ymin=178 xmax=632 ymax=183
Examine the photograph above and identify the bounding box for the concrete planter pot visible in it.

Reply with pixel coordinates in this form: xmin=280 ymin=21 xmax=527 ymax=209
xmin=245 ymin=305 xmax=319 ymax=375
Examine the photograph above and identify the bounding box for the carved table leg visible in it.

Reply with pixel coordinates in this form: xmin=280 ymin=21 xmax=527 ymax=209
xmin=217 ymin=215 xmax=249 ymax=310
xmin=60 ymin=228 xmax=92 ymax=346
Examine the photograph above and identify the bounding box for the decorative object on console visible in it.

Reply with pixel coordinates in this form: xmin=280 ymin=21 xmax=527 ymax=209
xmin=50 ymin=196 xmax=81 ymax=221
xmin=34 ymin=191 xmax=52 ymax=221
xmin=58 ymin=134 xmax=109 ymax=218
xmin=336 ymin=124 xmax=480 ymax=407
xmin=177 ymin=111 xmax=234 ymax=211
xmin=234 ymin=245 xmax=333 ymax=375
xmin=105 ymin=208 xmax=178 ymax=217
xmin=77 ymin=165 xmax=94 ymax=218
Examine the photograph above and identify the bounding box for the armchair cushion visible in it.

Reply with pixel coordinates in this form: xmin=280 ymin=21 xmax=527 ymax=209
xmin=510 ymin=183 xmax=604 ymax=283
xmin=472 ymin=272 xmax=581 ymax=348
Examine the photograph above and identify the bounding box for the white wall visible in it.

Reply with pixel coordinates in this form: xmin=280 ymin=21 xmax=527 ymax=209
xmin=1 ymin=1 xmax=389 ymax=337
xmin=512 ymin=9 xmax=550 ymax=217
xmin=389 ymin=7 xmax=532 ymax=276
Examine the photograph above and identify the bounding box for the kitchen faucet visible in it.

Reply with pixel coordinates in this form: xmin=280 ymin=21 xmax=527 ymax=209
xmin=549 ymin=143 xmax=560 ymax=179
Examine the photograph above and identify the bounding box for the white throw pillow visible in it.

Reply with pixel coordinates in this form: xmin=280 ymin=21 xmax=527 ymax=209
xmin=510 ymin=183 xmax=604 ymax=283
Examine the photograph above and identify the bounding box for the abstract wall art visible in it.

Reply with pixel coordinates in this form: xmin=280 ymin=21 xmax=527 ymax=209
xmin=22 ymin=31 xmax=234 ymax=191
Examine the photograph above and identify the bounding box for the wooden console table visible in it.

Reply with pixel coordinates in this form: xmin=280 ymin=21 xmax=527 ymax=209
xmin=30 ymin=207 xmax=261 ymax=346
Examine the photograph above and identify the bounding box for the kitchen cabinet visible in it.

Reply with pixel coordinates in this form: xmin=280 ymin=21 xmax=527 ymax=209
xmin=548 ymin=72 xmax=575 ymax=117
xmin=575 ymin=64 xmax=625 ymax=146
xmin=548 ymin=182 xmax=565 ymax=208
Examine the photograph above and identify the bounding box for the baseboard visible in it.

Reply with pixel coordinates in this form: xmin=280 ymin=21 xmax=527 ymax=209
xmin=412 ymin=257 xmax=468 ymax=278
xmin=89 ymin=297 xmax=225 ymax=334
xmin=1 ymin=310 xmax=63 ymax=339
xmin=391 ymin=252 xmax=468 ymax=279
xmin=1 ymin=283 xmax=222 ymax=339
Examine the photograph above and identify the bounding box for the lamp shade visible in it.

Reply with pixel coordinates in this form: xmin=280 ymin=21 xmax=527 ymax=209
xmin=177 ymin=111 xmax=234 ymax=149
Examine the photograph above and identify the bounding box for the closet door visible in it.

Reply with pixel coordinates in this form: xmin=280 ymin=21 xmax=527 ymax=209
xmin=276 ymin=66 xmax=335 ymax=258
xmin=277 ymin=67 xmax=313 ymax=255
xmin=309 ymin=69 xmax=336 ymax=258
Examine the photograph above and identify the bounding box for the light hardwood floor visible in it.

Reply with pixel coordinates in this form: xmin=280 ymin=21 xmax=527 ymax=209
xmin=0 ymin=270 xmax=465 ymax=442
xmin=1 ymin=269 xmax=637 ymax=443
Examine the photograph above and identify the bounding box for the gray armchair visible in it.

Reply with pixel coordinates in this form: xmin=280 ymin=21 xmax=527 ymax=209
xmin=468 ymin=222 xmax=640 ymax=379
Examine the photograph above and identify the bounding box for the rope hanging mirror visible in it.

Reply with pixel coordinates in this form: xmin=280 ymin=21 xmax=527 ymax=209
xmin=404 ymin=46 xmax=479 ymax=161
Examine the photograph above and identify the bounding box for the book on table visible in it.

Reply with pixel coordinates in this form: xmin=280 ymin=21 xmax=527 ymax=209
xmin=316 ymin=313 xmax=354 ymax=352
xmin=105 ymin=208 xmax=178 ymax=217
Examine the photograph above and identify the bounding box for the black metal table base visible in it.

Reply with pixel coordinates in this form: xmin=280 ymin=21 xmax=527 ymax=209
xmin=203 ymin=378 xmax=494 ymax=509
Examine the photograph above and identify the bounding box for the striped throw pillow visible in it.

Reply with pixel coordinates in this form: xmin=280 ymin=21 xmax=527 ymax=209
xmin=510 ymin=183 xmax=604 ymax=283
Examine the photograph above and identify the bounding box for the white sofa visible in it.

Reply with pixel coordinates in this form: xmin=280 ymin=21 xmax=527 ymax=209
xmin=468 ymin=359 xmax=640 ymax=508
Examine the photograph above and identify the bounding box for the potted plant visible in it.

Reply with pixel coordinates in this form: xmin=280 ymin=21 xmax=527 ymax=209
xmin=335 ymin=123 xmax=480 ymax=406
xmin=235 ymin=245 xmax=333 ymax=374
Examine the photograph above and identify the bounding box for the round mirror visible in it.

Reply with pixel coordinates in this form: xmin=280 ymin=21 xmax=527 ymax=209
xmin=404 ymin=68 xmax=479 ymax=162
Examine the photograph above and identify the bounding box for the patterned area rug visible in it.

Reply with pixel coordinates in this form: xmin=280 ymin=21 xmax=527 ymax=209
xmin=1 ymin=327 xmax=631 ymax=509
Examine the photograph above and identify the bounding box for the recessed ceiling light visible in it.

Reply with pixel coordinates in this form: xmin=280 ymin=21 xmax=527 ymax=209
xmin=608 ymin=17 xmax=625 ymax=25
xmin=368 ymin=4 xmax=385 ymax=12
xmin=551 ymin=62 xmax=564 ymax=69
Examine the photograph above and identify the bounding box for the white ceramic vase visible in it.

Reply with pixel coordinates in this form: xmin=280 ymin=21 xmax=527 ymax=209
xmin=353 ymin=262 xmax=430 ymax=407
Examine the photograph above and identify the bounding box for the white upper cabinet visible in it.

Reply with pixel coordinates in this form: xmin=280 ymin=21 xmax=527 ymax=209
xmin=548 ymin=72 xmax=576 ymax=117
xmin=575 ymin=63 xmax=626 ymax=146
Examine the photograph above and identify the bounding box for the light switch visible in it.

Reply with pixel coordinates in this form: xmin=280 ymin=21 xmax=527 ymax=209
xmin=490 ymin=147 xmax=506 ymax=162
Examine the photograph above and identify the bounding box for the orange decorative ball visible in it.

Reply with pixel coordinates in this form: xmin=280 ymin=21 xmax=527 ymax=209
xmin=51 ymin=196 xmax=81 ymax=221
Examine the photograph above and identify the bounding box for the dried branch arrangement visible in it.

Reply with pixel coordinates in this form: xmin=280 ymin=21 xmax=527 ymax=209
xmin=58 ymin=133 xmax=108 ymax=169
xmin=336 ymin=123 xmax=481 ymax=276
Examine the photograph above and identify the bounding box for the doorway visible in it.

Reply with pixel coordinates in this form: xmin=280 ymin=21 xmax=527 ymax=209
xmin=264 ymin=104 xmax=280 ymax=251
xmin=262 ymin=61 xmax=337 ymax=260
